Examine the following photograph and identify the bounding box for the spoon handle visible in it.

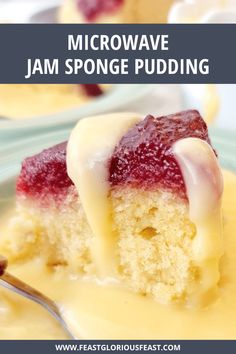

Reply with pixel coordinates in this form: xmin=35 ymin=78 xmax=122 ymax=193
xmin=0 ymin=271 xmax=75 ymax=339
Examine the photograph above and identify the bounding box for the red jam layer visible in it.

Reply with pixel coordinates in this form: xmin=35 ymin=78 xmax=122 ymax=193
xmin=16 ymin=110 xmax=213 ymax=202
xmin=16 ymin=142 xmax=73 ymax=202
xmin=109 ymin=110 xmax=212 ymax=199
xmin=76 ymin=0 xmax=124 ymax=22
xmin=81 ymin=84 xmax=103 ymax=97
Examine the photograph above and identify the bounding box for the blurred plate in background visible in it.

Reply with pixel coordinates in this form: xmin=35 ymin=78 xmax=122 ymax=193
xmin=181 ymin=84 xmax=236 ymax=130
xmin=0 ymin=84 xmax=152 ymax=140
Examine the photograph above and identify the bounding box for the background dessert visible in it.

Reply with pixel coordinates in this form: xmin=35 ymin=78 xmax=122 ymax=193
xmin=0 ymin=0 xmax=229 ymax=127
xmin=59 ymin=0 xmax=175 ymax=24
xmin=0 ymin=0 xmax=176 ymax=121
xmin=0 ymin=84 xmax=104 ymax=119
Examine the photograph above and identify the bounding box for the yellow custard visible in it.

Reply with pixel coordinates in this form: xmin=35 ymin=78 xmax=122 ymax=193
xmin=0 ymin=169 xmax=235 ymax=340
xmin=67 ymin=113 xmax=142 ymax=277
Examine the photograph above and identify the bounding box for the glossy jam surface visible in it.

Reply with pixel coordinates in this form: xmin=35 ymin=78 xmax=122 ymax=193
xmin=76 ymin=0 xmax=124 ymax=21
xmin=17 ymin=110 xmax=213 ymax=201
xmin=81 ymin=84 xmax=103 ymax=97
xmin=16 ymin=142 xmax=73 ymax=201
xmin=109 ymin=110 xmax=212 ymax=199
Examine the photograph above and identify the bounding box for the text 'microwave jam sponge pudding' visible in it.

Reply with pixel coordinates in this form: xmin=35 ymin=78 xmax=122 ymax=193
xmin=1 ymin=110 xmax=223 ymax=310
xmin=0 ymin=84 xmax=104 ymax=119
xmin=59 ymin=0 xmax=175 ymax=24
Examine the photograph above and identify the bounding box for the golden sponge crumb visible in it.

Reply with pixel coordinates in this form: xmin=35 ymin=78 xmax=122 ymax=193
xmin=0 ymin=186 xmax=93 ymax=275
xmin=111 ymin=187 xmax=197 ymax=305
xmin=1 ymin=185 xmax=200 ymax=305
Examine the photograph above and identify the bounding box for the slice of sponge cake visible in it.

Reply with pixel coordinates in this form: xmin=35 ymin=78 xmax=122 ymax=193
xmin=1 ymin=110 xmax=223 ymax=307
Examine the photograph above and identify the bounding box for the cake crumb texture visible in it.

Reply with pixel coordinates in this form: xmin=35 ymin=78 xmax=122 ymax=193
xmin=0 ymin=187 xmax=93 ymax=275
xmin=111 ymin=187 xmax=197 ymax=304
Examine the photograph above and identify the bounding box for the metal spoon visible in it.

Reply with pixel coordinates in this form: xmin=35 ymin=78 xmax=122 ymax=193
xmin=0 ymin=255 xmax=75 ymax=339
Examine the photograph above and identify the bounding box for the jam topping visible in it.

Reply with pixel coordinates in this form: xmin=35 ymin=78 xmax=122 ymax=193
xmin=81 ymin=84 xmax=103 ymax=97
xmin=16 ymin=142 xmax=73 ymax=202
xmin=17 ymin=110 xmax=214 ymax=202
xmin=109 ymin=110 xmax=213 ymax=199
xmin=76 ymin=0 xmax=124 ymax=22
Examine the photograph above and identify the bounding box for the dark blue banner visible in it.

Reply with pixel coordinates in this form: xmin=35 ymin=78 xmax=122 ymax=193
xmin=0 ymin=24 xmax=235 ymax=83
xmin=0 ymin=340 xmax=236 ymax=353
